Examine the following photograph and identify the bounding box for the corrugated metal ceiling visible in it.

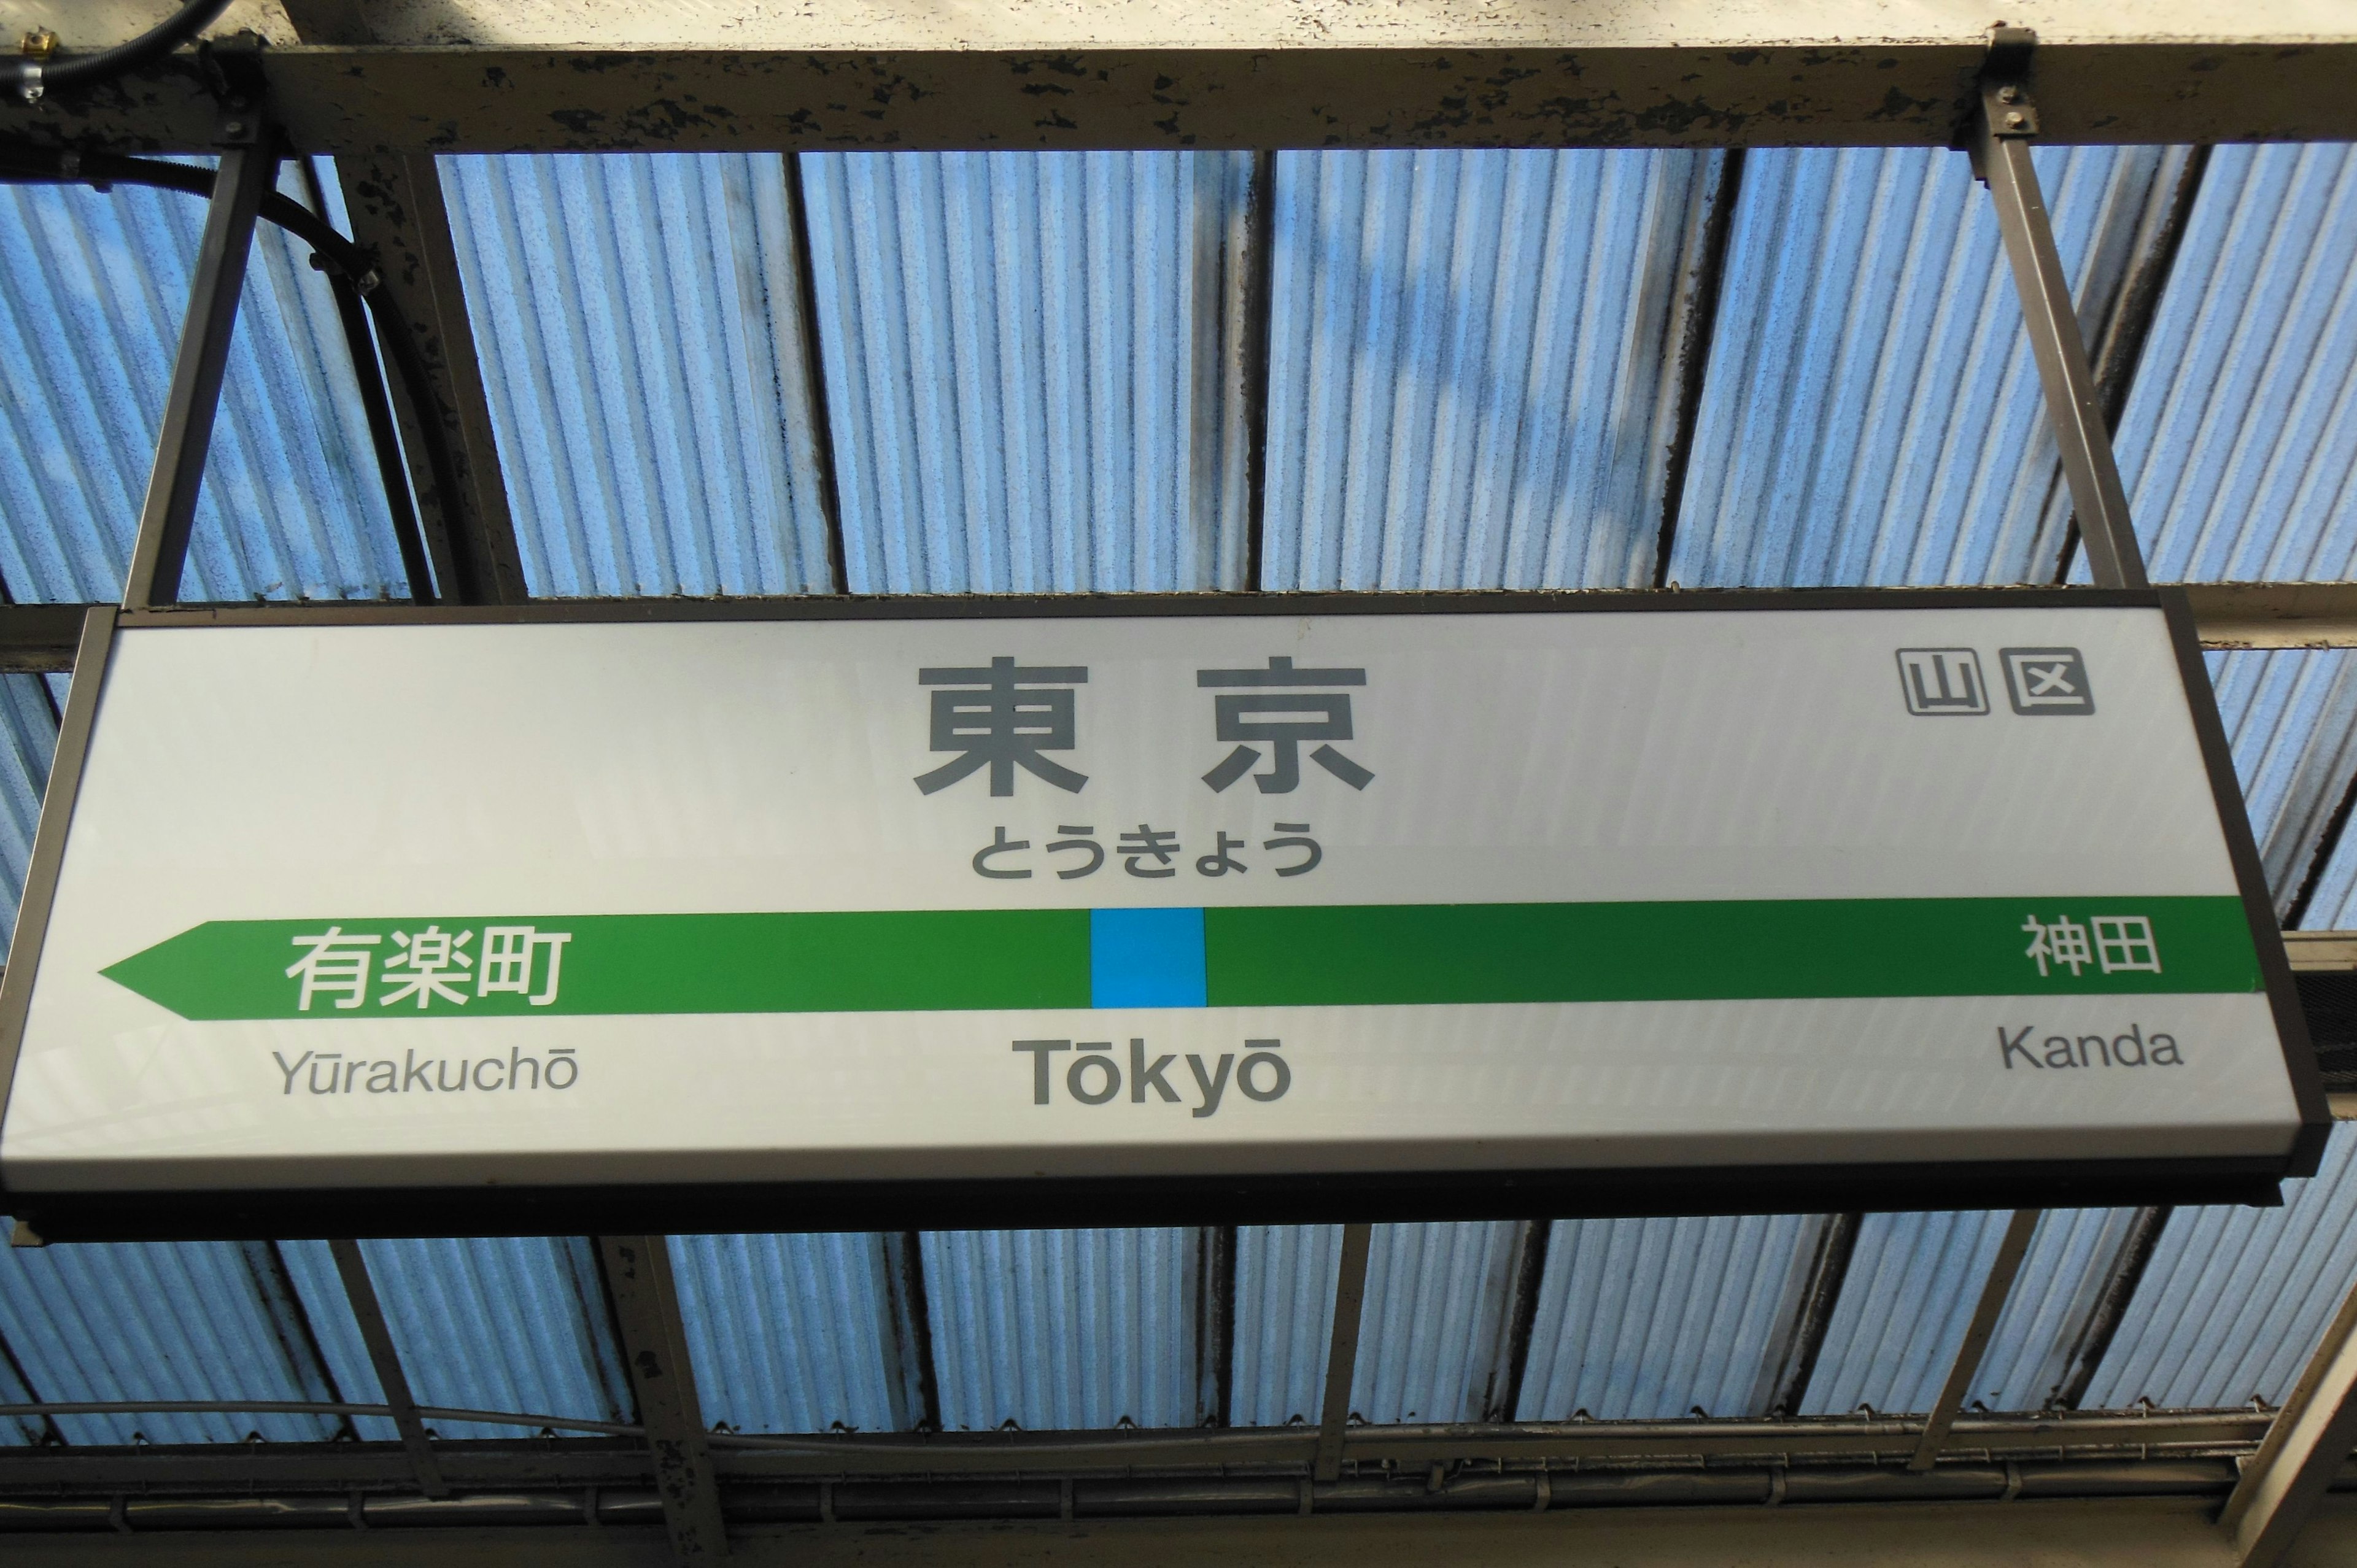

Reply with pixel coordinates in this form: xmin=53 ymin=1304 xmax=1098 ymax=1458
xmin=1261 ymin=149 xmax=1722 ymax=591
xmin=2118 ymin=144 xmax=2357 ymax=583
xmin=439 ymin=152 xmax=836 ymax=598
xmin=1515 ymin=1214 xmax=1819 ymax=1421
xmin=1668 ymin=145 xmax=2176 ymax=590
xmin=0 ymin=164 xmax=405 ymax=605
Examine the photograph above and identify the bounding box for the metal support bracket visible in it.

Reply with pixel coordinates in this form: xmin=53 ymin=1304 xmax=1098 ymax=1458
xmin=1970 ymin=28 xmax=2150 ymax=591
xmin=327 ymin=1239 xmax=446 ymax=1497
xmin=1910 ymin=1209 xmax=2042 ymax=1471
xmin=122 ymin=105 xmax=278 ymax=610
xmin=598 ymin=1235 xmax=728 ymax=1560
xmin=1312 ymin=1222 xmax=1373 ymax=1486
xmin=2220 ymin=1270 xmax=2357 ymax=1567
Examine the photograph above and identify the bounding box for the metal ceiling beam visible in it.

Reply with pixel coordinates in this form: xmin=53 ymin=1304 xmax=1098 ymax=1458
xmin=120 ymin=108 xmax=276 ymax=611
xmin=280 ymin=0 xmax=519 ymax=606
xmin=1651 ymin=147 xmax=1745 ymax=590
xmin=1312 ymin=1222 xmax=1372 ymax=1485
xmin=1907 ymin=1208 xmax=2042 ymax=1470
xmin=2186 ymin=584 xmax=2357 ymax=649
xmin=327 ymin=1240 xmax=449 ymax=1498
xmin=330 ymin=152 xmax=527 ymax=606
xmin=2053 ymin=1205 xmax=2172 ymax=1412
xmin=0 ymin=1407 xmax=2282 ymax=1494
xmin=0 ymin=1456 xmax=2324 ymax=1545
xmin=1762 ymin=1213 xmax=1860 ymax=1418
xmin=2221 ymin=1274 xmax=2357 ymax=1567
xmin=4 ymin=26 xmax=2355 ymax=156
xmin=595 ymin=1236 xmax=728 ymax=1561
xmin=1973 ymin=32 xmax=2147 ymax=593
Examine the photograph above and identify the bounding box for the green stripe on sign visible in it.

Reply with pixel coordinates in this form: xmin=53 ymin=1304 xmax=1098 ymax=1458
xmin=96 ymin=897 xmax=2259 ymax=1022
xmin=1204 ymin=897 xmax=2260 ymax=1006
xmin=103 ymin=911 xmax=1093 ymax=1022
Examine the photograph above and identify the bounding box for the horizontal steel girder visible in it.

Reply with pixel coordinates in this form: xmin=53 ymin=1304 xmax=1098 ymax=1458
xmin=1 ymin=29 xmax=2353 ymax=155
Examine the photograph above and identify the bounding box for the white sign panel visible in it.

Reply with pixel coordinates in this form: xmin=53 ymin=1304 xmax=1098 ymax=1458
xmin=0 ymin=597 xmax=2324 ymax=1227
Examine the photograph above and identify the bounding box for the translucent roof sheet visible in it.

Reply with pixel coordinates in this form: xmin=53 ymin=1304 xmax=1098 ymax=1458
xmin=0 ymin=139 xmax=2354 ymax=1457
xmin=0 ymin=166 xmax=406 ymax=604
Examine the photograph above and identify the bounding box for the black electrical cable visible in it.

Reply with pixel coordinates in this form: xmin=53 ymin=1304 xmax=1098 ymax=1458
xmin=0 ymin=140 xmax=455 ymax=601
xmin=17 ymin=0 xmax=235 ymax=104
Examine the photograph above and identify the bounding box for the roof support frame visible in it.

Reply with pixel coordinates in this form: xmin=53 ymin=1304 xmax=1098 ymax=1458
xmin=1651 ymin=147 xmax=1746 ymax=590
xmin=1763 ymin=1213 xmax=1860 ymax=1418
xmin=1908 ymin=1208 xmax=2042 ymax=1471
xmin=120 ymin=104 xmax=274 ymax=611
xmin=1972 ymin=31 xmax=2148 ymax=593
xmin=2220 ymin=1270 xmax=2357 ymax=1567
xmin=595 ymin=1236 xmax=728 ymax=1561
xmin=11 ymin=36 xmax=2357 ymax=156
xmin=1482 ymin=1220 xmax=1553 ymax=1424
xmin=276 ymin=0 xmax=521 ymax=604
xmin=780 ymin=153 xmax=850 ymax=596
xmin=331 ymin=151 xmax=527 ymax=606
xmin=877 ymin=1231 xmax=942 ymax=1434
xmin=288 ymin=152 xmax=438 ymax=603
xmin=327 ymin=1239 xmax=447 ymax=1497
xmin=2052 ymin=1205 xmax=2172 ymax=1411
xmin=1312 ymin=1221 xmax=1372 ymax=1485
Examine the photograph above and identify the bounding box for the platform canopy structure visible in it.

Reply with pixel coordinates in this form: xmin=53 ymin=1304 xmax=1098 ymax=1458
xmin=1 ymin=3 xmax=2356 ymax=1566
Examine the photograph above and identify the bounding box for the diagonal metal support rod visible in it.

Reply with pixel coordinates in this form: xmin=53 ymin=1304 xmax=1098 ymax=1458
xmin=600 ymin=1235 xmax=728 ymax=1560
xmin=335 ymin=152 xmax=527 ymax=605
xmin=1764 ymin=1211 xmax=1861 ymax=1417
xmin=327 ymin=1239 xmax=446 ymax=1497
xmin=2221 ymin=1269 xmax=2357 ymax=1567
xmin=1972 ymin=33 xmax=2148 ymax=592
xmin=1909 ymin=1208 xmax=2042 ymax=1472
xmin=122 ymin=117 xmax=278 ymax=610
xmin=1312 ymin=1221 xmax=1373 ymax=1485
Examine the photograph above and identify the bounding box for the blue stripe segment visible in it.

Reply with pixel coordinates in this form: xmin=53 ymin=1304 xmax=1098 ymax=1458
xmin=1089 ymin=908 xmax=1209 ymax=1008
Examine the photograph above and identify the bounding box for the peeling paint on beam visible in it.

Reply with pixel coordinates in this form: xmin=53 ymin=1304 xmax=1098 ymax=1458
xmin=3 ymin=42 xmax=2355 ymax=155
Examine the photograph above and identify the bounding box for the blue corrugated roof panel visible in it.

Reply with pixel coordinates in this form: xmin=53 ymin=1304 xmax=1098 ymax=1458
xmin=802 ymin=151 xmax=1250 ymax=594
xmin=1231 ymin=1223 xmax=1341 ymax=1428
xmin=0 ymin=674 xmax=56 ymax=948
xmin=923 ymin=1229 xmax=1198 ymax=1431
xmin=0 ymin=1236 xmax=347 ymax=1445
xmin=347 ymin=1237 xmax=632 ymax=1440
xmin=2117 ymin=145 xmax=2357 ymax=582
xmin=669 ymin=1232 xmax=907 ymax=1433
xmin=1350 ymin=1221 xmax=1520 ymax=1424
xmin=0 ymin=165 xmax=405 ymax=604
xmin=1517 ymin=1214 xmax=1818 ymax=1420
xmin=1261 ymin=149 xmax=1722 ymax=591
xmin=2085 ymin=1124 xmax=2357 ymax=1410
xmin=2203 ymin=650 xmax=2357 ymax=916
xmin=1801 ymin=1210 xmax=2011 ymax=1416
xmin=439 ymin=152 xmax=836 ymax=597
xmin=1670 ymin=146 xmax=2173 ymax=589
xmin=1972 ymin=1208 xmax=2142 ymax=1413
xmin=274 ymin=1240 xmax=399 ymax=1442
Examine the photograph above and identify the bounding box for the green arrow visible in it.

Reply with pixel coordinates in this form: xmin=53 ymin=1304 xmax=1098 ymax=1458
xmin=103 ymin=911 xmax=1092 ymax=1021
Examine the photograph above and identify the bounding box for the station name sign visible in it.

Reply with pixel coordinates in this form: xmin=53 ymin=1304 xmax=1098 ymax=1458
xmin=0 ymin=592 xmax=2326 ymax=1235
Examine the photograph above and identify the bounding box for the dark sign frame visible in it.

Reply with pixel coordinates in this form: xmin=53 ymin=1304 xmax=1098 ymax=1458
xmin=0 ymin=585 xmax=2328 ymax=1240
